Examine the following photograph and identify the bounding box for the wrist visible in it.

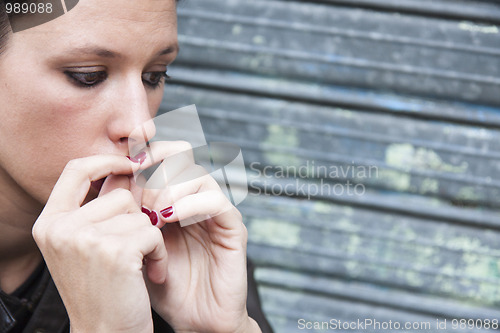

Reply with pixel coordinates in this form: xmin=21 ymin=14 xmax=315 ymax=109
xmin=71 ymin=328 xmax=151 ymax=333
xmin=70 ymin=323 xmax=152 ymax=333
xmin=234 ymin=316 xmax=262 ymax=333
xmin=175 ymin=316 xmax=262 ymax=333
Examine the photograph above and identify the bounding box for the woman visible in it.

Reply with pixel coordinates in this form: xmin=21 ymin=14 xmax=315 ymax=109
xmin=0 ymin=0 xmax=272 ymax=332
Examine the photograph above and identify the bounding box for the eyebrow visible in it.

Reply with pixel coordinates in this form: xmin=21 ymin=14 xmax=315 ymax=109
xmin=65 ymin=44 xmax=180 ymax=59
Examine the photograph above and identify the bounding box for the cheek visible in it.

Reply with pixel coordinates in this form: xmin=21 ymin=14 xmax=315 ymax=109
xmin=148 ymin=89 xmax=164 ymax=117
xmin=0 ymin=80 xmax=105 ymax=203
xmin=16 ymin=92 xmax=98 ymax=158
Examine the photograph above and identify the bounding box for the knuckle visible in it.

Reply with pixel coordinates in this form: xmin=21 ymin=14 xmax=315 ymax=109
xmin=206 ymin=175 xmax=220 ymax=188
xmin=212 ymin=190 xmax=229 ymax=205
xmin=189 ymin=164 xmax=209 ymax=179
xmin=175 ymin=140 xmax=193 ymax=152
xmin=97 ymin=236 xmax=123 ymax=261
xmin=112 ymin=187 xmax=130 ymax=197
xmin=74 ymin=226 xmax=99 ymax=252
xmin=149 ymin=226 xmax=164 ymax=243
xmin=234 ymin=208 xmax=243 ymax=221
xmin=207 ymin=190 xmax=235 ymax=216
xmin=46 ymin=228 xmax=73 ymax=254
xmin=133 ymin=213 xmax=151 ymax=227
xmin=173 ymin=140 xmax=195 ymax=161
xmin=31 ymin=222 xmax=46 ymax=245
xmin=111 ymin=188 xmax=135 ymax=204
xmin=240 ymin=223 xmax=248 ymax=247
xmin=33 ymin=215 xmax=75 ymax=253
xmin=193 ymin=164 xmax=208 ymax=175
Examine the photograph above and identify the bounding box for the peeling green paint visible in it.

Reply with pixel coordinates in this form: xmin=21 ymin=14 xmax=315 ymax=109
xmin=378 ymin=169 xmax=411 ymax=191
xmin=385 ymin=144 xmax=468 ymax=173
xmin=414 ymin=148 xmax=467 ymax=173
xmin=459 ymin=21 xmax=499 ymax=34
xmin=346 ymin=234 xmax=362 ymax=255
xmin=335 ymin=217 xmax=356 ymax=231
xmin=446 ymin=236 xmax=482 ymax=252
xmin=345 ymin=260 xmax=360 ymax=277
xmin=385 ymin=143 xmax=414 ymax=171
xmin=248 ymin=219 xmax=301 ymax=248
xmin=420 ymin=178 xmax=439 ymax=194
xmin=232 ymin=24 xmax=243 ymax=35
xmin=490 ymin=260 xmax=500 ymax=279
xmin=266 ymin=124 xmax=299 ymax=147
xmin=313 ymin=201 xmax=335 ymax=215
xmin=264 ymin=124 xmax=301 ymax=166
xmin=462 ymin=252 xmax=493 ymax=279
xmin=462 ymin=253 xmax=500 ymax=304
xmin=252 ymin=35 xmax=266 ymax=44
xmin=403 ymin=269 xmax=425 ymax=288
xmin=336 ymin=108 xmax=354 ymax=119
xmin=456 ymin=186 xmax=479 ymax=201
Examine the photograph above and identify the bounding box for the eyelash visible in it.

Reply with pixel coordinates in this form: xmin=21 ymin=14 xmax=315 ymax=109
xmin=63 ymin=70 xmax=170 ymax=89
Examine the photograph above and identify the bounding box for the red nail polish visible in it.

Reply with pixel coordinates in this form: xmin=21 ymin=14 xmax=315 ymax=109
xmin=132 ymin=152 xmax=147 ymax=164
xmin=141 ymin=207 xmax=151 ymax=215
xmin=127 ymin=155 xmax=140 ymax=163
xmin=149 ymin=210 xmax=159 ymax=226
xmin=160 ymin=206 xmax=174 ymax=219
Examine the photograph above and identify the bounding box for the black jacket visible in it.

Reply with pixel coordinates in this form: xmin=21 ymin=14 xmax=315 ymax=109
xmin=0 ymin=259 xmax=273 ymax=333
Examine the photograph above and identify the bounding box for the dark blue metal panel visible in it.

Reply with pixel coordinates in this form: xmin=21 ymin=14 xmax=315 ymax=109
xmin=164 ymin=0 xmax=500 ymax=331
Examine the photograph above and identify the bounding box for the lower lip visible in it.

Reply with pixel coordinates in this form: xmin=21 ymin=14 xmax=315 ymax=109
xmin=90 ymin=177 xmax=106 ymax=192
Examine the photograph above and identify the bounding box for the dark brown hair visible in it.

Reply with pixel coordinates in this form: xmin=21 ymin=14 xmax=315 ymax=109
xmin=0 ymin=2 xmax=10 ymax=55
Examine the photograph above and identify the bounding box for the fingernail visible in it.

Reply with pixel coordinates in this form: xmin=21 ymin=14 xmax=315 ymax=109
xmin=141 ymin=207 xmax=151 ymax=215
xmin=160 ymin=206 xmax=174 ymax=219
xmin=127 ymin=155 xmax=140 ymax=163
xmin=132 ymin=152 xmax=147 ymax=164
xmin=149 ymin=210 xmax=159 ymax=226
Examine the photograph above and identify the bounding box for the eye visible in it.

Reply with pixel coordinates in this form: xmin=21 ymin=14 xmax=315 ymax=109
xmin=64 ymin=71 xmax=107 ymax=88
xmin=142 ymin=71 xmax=170 ymax=88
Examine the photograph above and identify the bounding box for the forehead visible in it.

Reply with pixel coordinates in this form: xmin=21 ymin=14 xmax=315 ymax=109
xmin=11 ymin=0 xmax=177 ymax=56
xmin=76 ymin=0 xmax=177 ymax=27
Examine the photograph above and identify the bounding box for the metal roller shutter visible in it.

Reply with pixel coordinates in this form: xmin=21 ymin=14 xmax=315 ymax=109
xmin=161 ymin=1 xmax=500 ymax=332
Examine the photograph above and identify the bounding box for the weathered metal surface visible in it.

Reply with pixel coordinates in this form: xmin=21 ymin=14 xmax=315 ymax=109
xmin=175 ymin=0 xmax=500 ymax=106
xmin=162 ymin=0 xmax=500 ymax=332
xmin=287 ymin=0 xmax=500 ymax=25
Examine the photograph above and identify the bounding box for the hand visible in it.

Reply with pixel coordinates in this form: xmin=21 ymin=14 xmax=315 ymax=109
xmin=32 ymin=155 xmax=168 ymax=333
xmin=138 ymin=141 xmax=261 ymax=333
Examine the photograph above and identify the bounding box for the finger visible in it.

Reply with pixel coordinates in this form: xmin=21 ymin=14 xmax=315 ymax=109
xmin=98 ymin=174 xmax=143 ymax=211
xmin=142 ymin=164 xmax=213 ymax=209
xmin=82 ymin=219 xmax=168 ymax=284
xmin=159 ymin=190 xmax=241 ymax=229
xmin=129 ymin=173 xmax=147 ymax=206
xmin=147 ymin=167 xmax=221 ymax=227
xmin=78 ymin=188 xmax=141 ymax=223
xmin=45 ymin=155 xmax=140 ymax=214
xmin=83 ymin=212 xmax=154 ymax=235
xmin=135 ymin=141 xmax=195 ymax=170
xmin=122 ymin=226 xmax=168 ymax=285
xmin=142 ymin=151 xmax=194 ymax=190
xmin=98 ymin=175 xmax=131 ymax=197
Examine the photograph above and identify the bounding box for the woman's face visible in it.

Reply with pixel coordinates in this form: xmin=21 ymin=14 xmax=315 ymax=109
xmin=0 ymin=0 xmax=178 ymax=206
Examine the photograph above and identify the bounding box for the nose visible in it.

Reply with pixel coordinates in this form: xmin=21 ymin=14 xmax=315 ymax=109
xmin=106 ymin=74 xmax=157 ymax=151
